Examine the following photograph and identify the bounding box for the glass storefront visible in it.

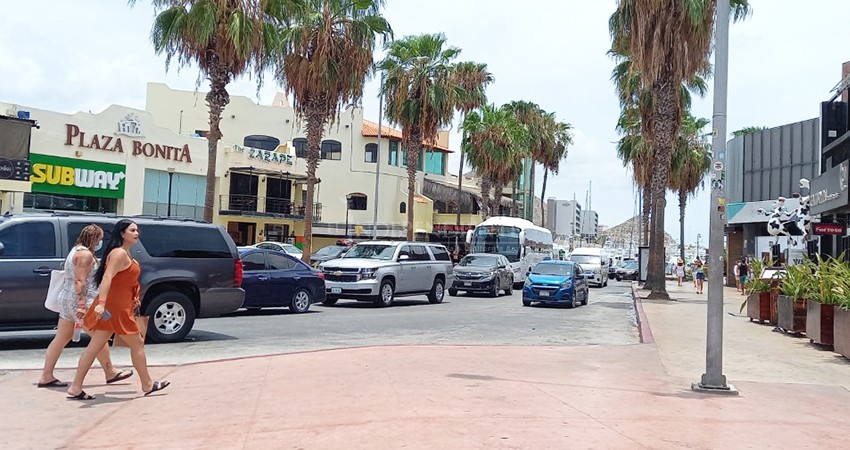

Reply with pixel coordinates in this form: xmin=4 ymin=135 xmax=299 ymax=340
xmin=23 ymin=192 xmax=117 ymax=213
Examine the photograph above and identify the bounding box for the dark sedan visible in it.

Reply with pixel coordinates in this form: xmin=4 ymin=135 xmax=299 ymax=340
xmin=449 ymin=253 xmax=514 ymax=297
xmin=615 ymin=260 xmax=639 ymax=281
xmin=238 ymin=247 xmax=326 ymax=313
xmin=309 ymin=241 xmax=353 ymax=268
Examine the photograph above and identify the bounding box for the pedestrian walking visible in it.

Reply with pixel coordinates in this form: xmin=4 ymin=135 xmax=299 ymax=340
xmin=738 ymin=258 xmax=750 ymax=295
xmin=694 ymin=258 xmax=705 ymax=294
xmin=676 ymin=258 xmax=685 ymax=286
xmin=37 ymin=225 xmax=133 ymax=389
xmin=66 ymin=220 xmax=169 ymax=400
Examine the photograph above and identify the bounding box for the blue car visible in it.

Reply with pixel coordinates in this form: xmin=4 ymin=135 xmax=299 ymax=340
xmin=522 ymin=260 xmax=589 ymax=308
xmin=237 ymin=247 xmax=326 ymax=313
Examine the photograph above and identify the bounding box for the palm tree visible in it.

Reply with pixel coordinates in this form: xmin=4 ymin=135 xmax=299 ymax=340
xmin=539 ymin=117 xmax=573 ymax=227
xmin=133 ymin=0 xmax=293 ymax=222
xmin=453 ymin=62 xmax=494 ymax=225
xmin=462 ymin=104 xmax=528 ymax=219
xmin=275 ymin=0 xmax=390 ymax=261
xmin=608 ymin=1 xmax=748 ymax=298
xmin=504 ymin=101 xmax=546 ymax=219
xmin=379 ymin=33 xmax=460 ymax=240
xmin=670 ymin=112 xmax=712 ymax=262
xmin=732 ymin=126 xmax=768 ymax=136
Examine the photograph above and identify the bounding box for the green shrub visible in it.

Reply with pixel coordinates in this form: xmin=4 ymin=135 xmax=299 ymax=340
xmin=779 ymin=260 xmax=811 ymax=299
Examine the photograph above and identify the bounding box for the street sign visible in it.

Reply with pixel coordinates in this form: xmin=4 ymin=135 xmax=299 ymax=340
xmin=813 ymin=223 xmax=847 ymax=235
xmin=713 ymin=161 xmax=724 ymax=171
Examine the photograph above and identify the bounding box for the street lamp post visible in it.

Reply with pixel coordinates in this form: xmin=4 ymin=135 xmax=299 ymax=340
xmin=345 ymin=194 xmax=352 ymax=240
xmin=166 ymin=167 xmax=175 ymax=217
xmin=372 ymin=72 xmax=385 ymax=241
xmin=696 ymin=233 xmax=702 ymax=259
xmin=693 ymin=0 xmax=736 ymax=395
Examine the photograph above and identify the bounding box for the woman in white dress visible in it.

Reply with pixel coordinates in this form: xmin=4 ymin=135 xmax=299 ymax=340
xmin=37 ymin=225 xmax=133 ymax=388
xmin=676 ymin=258 xmax=686 ymax=287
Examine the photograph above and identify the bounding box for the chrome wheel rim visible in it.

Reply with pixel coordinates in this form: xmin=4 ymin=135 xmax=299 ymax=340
xmin=153 ymin=301 xmax=186 ymax=335
xmin=435 ymin=282 xmax=444 ymax=301
xmin=381 ymin=284 xmax=393 ymax=304
xmin=294 ymin=291 xmax=310 ymax=311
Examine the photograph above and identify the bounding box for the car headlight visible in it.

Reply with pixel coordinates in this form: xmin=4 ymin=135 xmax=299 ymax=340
xmin=594 ymin=269 xmax=602 ymax=275
xmin=481 ymin=272 xmax=496 ymax=281
xmin=560 ymin=281 xmax=571 ymax=288
xmin=524 ymin=279 xmax=532 ymax=287
xmin=360 ymin=268 xmax=379 ymax=279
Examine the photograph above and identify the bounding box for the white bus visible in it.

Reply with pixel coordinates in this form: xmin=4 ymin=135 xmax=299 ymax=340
xmin=466 ymin=216 xmax=554 ymax=287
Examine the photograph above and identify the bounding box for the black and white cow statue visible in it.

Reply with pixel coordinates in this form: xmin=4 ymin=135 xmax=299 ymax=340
xmin=755 ymin=178 xmax=812 ymax=246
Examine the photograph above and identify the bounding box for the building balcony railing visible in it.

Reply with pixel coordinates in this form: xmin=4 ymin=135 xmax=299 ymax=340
xmin=219 ymin=194 xmax=321 ymax=221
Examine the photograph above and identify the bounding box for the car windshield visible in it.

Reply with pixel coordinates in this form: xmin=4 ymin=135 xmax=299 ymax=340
xmin=458 ymin=255 xmax=498 ymax=267
xmin=343 ymin=244 xmax=397 ymax=260
xmin=281 ymin=244 xmax=301 ymax=254
xmin=621 ymin=260 xmax=638 ymax=269
xmin=570 ymin=255 xmax=601 ymax=265
xmin=314 ymin=246 xmax=344 ymax=257
xmin=532 ymin=263 xmax=572 ymax=276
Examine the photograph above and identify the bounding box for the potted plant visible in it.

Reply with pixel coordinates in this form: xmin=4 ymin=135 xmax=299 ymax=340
xmin=741 ymin=258 xmax=771 ymax=324
xmin=777 ymin=260 xmax=810 ymax=335
xmin=831 ymin=261 xmax=850 ymax=359
xmin=806 ymin=255 xmax=842 ymax=347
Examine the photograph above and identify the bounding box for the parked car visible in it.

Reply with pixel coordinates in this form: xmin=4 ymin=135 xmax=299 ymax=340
xmin=615 ymin=259 xmax=639 ymax=281
xmin=522 ymin=260 xmax=589 ymax=308
xmin=309 ymin=240 xmax=355 ymax=268
xmin=319 ymin=241 xmax=454 ymax=307
xmin=0 ymin=213 xmax=245 ymax=343
xmin=254 ymin=241 xmax=302 ymax=260
xmin=568 ymin=247 xmax=609 ymax=287
xmin=237 ymin=247 xmax=325 ymax=313
xmin=448 ymin=253 xmax=514 ymax=297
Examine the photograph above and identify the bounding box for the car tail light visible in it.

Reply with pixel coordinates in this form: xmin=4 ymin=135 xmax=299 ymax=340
xmin=234 ymin=258 xmax=243 ymax=287
xmin=315 ymin=271 xmax=325 ymax=280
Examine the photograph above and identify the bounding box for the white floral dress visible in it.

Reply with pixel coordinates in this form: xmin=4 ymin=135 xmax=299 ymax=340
xmin=57 ymin=246 xmax=99 ymax=321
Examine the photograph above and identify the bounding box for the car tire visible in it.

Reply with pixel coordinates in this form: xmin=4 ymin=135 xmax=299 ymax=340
xmin=603 ymin=277 xmax=608 ymax=287
xmin=428 ymin=278 xmax=445 ymax=304
xmin=567 ymin=294 xmax=577 ymax=308
xmin=522 ymin=299 xmax=532 ymax=307
xmin=145 ymin=291 xmax=195 ymax=344
xmin=374 ymin=279 xmax=394 ymax=307
xmin=448 ymin=288 xmax=458 ymax=297
xmin=505 ymin=278 xmax=513 ymax=296
xmin=290 ymin=288 xmax=312 ymax=314
xmin=322 ymin=298 xmax=338 ymax=306
xmin=489 ymin=278 xmax=500 ymax=297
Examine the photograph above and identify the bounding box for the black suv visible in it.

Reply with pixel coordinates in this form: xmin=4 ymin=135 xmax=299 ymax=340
xmin=0 ymin=213 xmax=245 ymax=343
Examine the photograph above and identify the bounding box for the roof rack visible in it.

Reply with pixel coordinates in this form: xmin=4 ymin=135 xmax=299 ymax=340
xmin=128 ymin=214 xmax=208 ymax=223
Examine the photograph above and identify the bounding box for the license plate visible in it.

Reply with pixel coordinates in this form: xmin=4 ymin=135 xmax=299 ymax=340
xmin=330 ymin=287 xmax=342 ymax=294
xmin=463 ymin=282 xmax=472 ymax=286
xmin=539 ymin=291 xmax=549 ymax=297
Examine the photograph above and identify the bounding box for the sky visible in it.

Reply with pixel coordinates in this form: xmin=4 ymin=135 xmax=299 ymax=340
xmin=2 ymin=0 xmax=850 ymax=247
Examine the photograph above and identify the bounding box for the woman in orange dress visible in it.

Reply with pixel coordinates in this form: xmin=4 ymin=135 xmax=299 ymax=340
xmin=67 ymin=219 xmax=169 ymax=400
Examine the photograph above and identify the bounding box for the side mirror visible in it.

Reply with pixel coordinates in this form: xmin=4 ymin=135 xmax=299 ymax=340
xmin=0 ymin=242 xmax=4 ymax=256
xmin=499 ymin=265 xmax=506 ymax=269
xmin=398 ymin=254 xmax=410 ymax=262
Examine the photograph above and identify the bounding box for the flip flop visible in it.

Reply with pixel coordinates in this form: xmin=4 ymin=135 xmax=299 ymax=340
xmin=144 ymin=380 xmax=170 ymax=396
xmin=67 ymin=391 xmax=95 ymax=401
xmin=106 ymin=370 xmax=134 ymax=384
xmin=37 ymin=379 xmax=69 ymax=388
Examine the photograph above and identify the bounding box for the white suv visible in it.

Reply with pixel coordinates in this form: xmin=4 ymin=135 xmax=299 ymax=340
xmin=320 ymin=241 xmax=454 ymax=307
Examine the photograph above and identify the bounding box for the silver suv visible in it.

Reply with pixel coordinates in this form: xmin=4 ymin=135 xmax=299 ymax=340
xmin=320 ymin=241 xmax=454 ymax=307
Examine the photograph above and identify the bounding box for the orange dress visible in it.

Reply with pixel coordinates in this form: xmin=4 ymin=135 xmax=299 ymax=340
xmin=84 ymin=259 xmax=141 ymax=336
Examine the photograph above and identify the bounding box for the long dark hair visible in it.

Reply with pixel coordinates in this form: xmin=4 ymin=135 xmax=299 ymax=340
xmin=94 ymin=219 xmax=136 ymax=286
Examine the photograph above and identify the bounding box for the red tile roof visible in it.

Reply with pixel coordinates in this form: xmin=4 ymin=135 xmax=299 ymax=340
xmin=362 ymin=120 xmax=452 ymax=153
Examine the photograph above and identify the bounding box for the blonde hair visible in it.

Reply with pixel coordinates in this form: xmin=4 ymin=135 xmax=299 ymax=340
xmin=74 ymin=224 xmax=103 ymax=260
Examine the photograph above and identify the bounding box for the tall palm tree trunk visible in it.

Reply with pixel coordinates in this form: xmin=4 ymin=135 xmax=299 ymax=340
xmin=302 ymin=97 xmax=326 ymax=263
xmin=540 ymin=168 xmax=549 ymax=227
xmin=479 ymin=176 xmax=491 ymax=219
xmin=456 ymin=149 xmax=465 ymax=225
xmin=405 ymin=134 xmax=421 ymax=241
xmin=203 ymin=64 xmax=230 ymax=223
xmin=678 ymin=190 xmax=687 ymax=262
xmin=492 ymin=178 xmax=504 ymax=217
xmin=645 ymin=80 xmax=677 ymax=300
xmin=641 ymin=186 xmax=651 ymax=246
xmin=511 ymin=182 xmax=517 ymax=217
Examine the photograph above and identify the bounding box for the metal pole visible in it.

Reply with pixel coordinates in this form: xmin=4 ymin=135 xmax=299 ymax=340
xmin=345 ymin=196 xmax=351 ymax=240
xmin=372 ymin=72 xmax=385 ymax=240
xmin=167 ymin=171 xmax=174 ymax=217
xmin=694 ymin=0 xmax=736 ymax=395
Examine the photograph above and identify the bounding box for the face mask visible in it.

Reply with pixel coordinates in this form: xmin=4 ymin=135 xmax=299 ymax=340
xmin=95 ymin=241 xmax=103 ymax=252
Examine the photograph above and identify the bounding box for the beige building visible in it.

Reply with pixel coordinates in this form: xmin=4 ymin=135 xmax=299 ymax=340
xmin=145 ymin=83 xmax=486 ymax=251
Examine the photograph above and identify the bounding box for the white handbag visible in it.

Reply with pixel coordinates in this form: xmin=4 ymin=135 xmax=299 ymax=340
xmin=44 ymin=269 xmax=65 ymax=313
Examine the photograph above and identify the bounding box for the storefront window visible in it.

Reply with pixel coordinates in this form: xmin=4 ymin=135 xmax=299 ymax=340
xmin=320 ymin=140 xmax=342 ymax=160
xmin=142 ymin=169 xmax=205 ymax=219
xmin=388 ymin=140 xmax=399 ymax=166
xmin=23 ymin=192 xmax=117 ymax=213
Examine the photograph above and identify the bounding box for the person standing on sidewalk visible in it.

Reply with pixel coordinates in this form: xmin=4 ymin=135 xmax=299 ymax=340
xmin=733 ymin=259 xmax=741 ymax=291
xmin=37 ymin=225 xmax=133 ymax=389
xmin=738 ymin=258 xmax=750 ymax=295
xmin=676 ymin=258 xmax=685 ymax=286
xmin=694 ymin=258 xmax=705 ymax=294
xmin=66 ymin=220 xmax=169 ymax=400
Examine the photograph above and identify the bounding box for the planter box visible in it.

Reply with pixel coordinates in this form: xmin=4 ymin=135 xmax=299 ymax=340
xmin=769 ymin=288 xmax=779 ymax=325
xmin=747 ymin=292 xmax=771 ymax=323
xmin=835 ymin=308 xmax=850 ymax=360
xmin=806 ymin=300 xmax=835 ymax=346
xmin=777 ymin=295 xmax=806 ymax=334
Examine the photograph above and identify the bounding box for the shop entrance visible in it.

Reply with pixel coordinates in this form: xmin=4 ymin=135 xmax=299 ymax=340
xmin=227 ymin=221 xmax=256 ymax=247
xmin=265 ymin=223 xmax=291 ymax=243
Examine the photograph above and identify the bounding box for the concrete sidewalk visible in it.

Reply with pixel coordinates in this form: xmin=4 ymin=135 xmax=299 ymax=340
xmin=3 ymin=281 xmax=850 ymax=449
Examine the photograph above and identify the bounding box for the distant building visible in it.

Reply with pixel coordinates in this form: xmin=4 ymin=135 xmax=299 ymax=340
xmin=581 ymin=210 xmax=599 ymax=240
xmin=546 ymin=198 xmax=581 ymax=239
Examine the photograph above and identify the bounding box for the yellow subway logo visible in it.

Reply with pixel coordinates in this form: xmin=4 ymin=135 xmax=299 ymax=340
xmin=30 ymin=163 xmax=125 ymax=191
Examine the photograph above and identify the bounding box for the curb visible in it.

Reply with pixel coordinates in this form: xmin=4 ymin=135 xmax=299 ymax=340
xmin=631 ymin=282 xmax=655 ymax=344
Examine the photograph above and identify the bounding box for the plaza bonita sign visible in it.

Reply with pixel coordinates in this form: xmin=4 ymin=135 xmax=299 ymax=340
xmin=64 ymin=123 xmax=192 ymax=163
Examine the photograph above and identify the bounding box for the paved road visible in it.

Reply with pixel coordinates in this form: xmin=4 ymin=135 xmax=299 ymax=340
xmin=0 ymin=280 xmax=638 ymax=369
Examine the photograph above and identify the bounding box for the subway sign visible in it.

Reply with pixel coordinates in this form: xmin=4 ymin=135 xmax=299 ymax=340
xmin=29 ymin=153 xmax=126 ymax=199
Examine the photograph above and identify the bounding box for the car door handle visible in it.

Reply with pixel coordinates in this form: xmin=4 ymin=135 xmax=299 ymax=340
xmin=293 ymin=276 xmax=301 ymax=281
xmin=258 ymin=275 xmax=269 ymax=281
xmin=33 ymin=267 xmax=52 ymax=275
